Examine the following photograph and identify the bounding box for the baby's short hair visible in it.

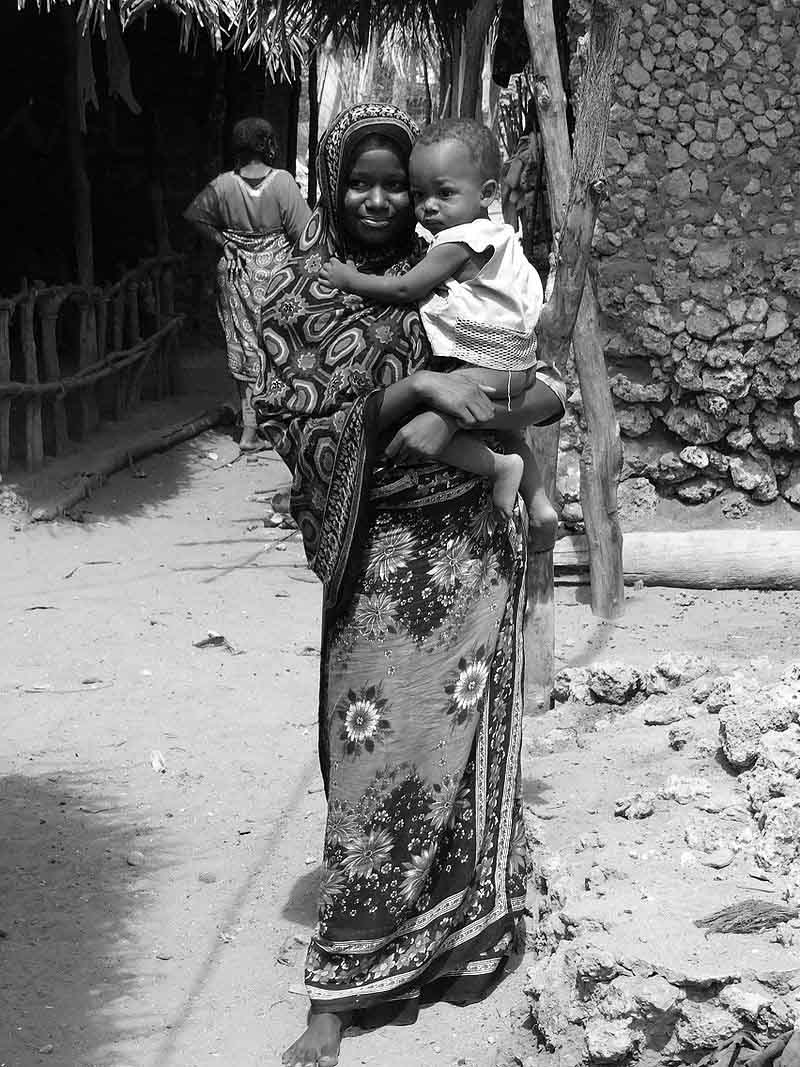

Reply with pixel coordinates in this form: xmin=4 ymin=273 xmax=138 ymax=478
xmin=414 ymin=118 xmax=502 ymax=183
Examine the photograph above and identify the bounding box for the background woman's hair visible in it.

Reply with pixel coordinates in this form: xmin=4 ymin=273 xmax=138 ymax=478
xmin=231 ymin=117 xmax=278 ymax=167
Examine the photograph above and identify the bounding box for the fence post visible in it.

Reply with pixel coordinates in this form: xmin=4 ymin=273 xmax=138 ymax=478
xmin=21 ymin=291 xmax=44 ymax=470
xmin=38 ymin=292 xmax=70 ymax=455
xmin=0 ymin=302 xmax=11 ymax=473
xmin=74 ymin=292 xmax=99 ymax=438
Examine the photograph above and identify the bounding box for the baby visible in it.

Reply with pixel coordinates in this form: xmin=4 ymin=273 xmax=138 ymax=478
xmin=320 ymin=117 xmax=556 ymax=532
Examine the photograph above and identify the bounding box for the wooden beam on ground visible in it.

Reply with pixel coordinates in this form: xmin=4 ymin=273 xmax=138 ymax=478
xmin=553 ymin=531 xmax=800 ymax=590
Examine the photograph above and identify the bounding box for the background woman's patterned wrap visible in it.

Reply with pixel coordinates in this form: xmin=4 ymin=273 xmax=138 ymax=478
xmin=253 ymin=103 xmax=547 ymax=1022
xmin=253 ymin=104 xmax=426 ymax=608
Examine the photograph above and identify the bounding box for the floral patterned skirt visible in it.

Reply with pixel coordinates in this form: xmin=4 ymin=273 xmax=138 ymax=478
xmin=306 ymin=476 xmax=529 ymax=1020
xmin=216 ymin=229 xmax=291 ymax=381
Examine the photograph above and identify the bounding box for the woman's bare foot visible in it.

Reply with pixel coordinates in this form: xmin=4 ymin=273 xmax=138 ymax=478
xmin=282 ymin=1012 xmax=344 ymax=1067
xmin=491 ymin=452 xmax=525 ymax=517
xmin=525 ymin=487 xmax=559 ymax=551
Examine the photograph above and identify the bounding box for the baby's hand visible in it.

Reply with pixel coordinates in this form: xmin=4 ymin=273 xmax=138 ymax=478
xmin=319 ymin=257 xmax=358 ymax=291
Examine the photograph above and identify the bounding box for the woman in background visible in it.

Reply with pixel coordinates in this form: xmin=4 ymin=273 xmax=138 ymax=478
xmin=185 ymin=116 xmax=310 ymax=449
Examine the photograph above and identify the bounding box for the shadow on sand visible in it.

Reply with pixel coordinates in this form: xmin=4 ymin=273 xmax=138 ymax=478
xmin=0 ymin=770 xmax=169 ymax=1067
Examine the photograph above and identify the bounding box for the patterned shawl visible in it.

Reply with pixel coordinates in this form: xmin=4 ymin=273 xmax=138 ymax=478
xmin=253 ymin=104 xmax=428 ymax=609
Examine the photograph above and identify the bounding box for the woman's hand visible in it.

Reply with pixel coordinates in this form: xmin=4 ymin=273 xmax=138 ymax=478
xmin=415 ymin=371 xmax=495 ymax=426
xmin=223 ymin=241 xmax=246 ymax=278
xmin=319 ymin=257 xmax=359 ymax=291
xmin=384 ymin=411 xmax=458 ymax=463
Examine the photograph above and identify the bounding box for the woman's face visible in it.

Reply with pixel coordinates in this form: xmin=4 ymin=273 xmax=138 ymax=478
xmin=341 ymin=142 xmax=414 ymax=249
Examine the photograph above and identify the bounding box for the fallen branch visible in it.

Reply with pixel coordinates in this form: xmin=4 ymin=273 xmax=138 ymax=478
xmin=554 ymin=530 xmax=800 ymax=589
xmin=29 ymin=404 xmax=236 ymax=522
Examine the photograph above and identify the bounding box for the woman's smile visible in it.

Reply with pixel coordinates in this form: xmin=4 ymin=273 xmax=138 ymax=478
xmin=342 ymin=144 xmax=414 ymax=247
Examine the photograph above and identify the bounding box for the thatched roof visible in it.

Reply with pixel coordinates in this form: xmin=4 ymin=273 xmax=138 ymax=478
xmin=18 ymin=0 xmax=474 ymax=74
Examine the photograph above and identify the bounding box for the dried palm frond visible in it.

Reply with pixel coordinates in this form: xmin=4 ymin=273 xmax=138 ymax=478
xmin=694 ymin=898 xmax=799 ymax=935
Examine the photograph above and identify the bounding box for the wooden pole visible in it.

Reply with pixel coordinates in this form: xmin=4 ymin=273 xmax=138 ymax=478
xmin=520 ymin=0 xmax=574 ymax=708
xmin=554 ymin=531 xmax=800 ymax=590
xmin=60 ymin=7 xmax=94 ymax=287
xmin=520 ymin=0 xmax=623 ymax=706
xmin=307 ymin=47 xmax=319 ymax=207
xmin=20 ymin=292 xmax=44 ymax=471
xmin=527 ymin=0 xmax=624 ymax=621
xmin=0 ymin=304 xmax=11 ymax=473
xmin=457 ymin=0 xmax=496 ymax=118
xmin=38 ymin=293 xmax=70 ymax=455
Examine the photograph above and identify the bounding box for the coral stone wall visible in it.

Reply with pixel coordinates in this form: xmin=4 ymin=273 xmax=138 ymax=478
xmin=592 ymin=0 xmax=800 ymax=511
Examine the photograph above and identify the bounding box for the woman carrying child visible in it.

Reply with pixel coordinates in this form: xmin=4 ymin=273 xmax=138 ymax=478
xmin=255 ymin=103 xmax=565 ymax=1067
xmin=321 ymin=117 xmax=556 ymax=539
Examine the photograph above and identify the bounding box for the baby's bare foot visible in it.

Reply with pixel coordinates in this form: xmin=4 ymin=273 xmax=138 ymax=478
xmin=526 ymin=487 xmax=559 ymax=550
xmin=492 ymin=453 xmax=525 ymax=518
xmin=283 ymin=1012 xmax=343 ymax=1067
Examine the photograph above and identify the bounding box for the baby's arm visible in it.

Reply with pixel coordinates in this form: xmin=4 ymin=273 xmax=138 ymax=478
xmin=319 ymin=243 xmax=470 ymax=304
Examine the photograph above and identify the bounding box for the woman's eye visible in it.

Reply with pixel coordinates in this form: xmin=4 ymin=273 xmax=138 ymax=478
xmin=348 ymin=181 xmax=368 ymax=192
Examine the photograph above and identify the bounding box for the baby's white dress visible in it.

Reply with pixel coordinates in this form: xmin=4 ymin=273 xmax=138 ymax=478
xmin=419 ymin=218 xmax=544 ymax=372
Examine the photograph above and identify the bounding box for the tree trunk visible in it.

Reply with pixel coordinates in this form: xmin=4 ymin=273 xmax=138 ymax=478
xmin=61 ymin=6 xmax=94 ymax=286
xmin=521 ymin=0 xmax=623 ymax=704
xmin=307 ymin=48 xmax=319 ymax=206
xmin=457 ymin=0 xmax=496 ymax=118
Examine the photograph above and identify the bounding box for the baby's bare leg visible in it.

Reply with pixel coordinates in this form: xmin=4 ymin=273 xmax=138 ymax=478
xmin=441 ymin=431 xmax=523 ymax=518
xmin=501 ymin=429 xmax=558 ymax=549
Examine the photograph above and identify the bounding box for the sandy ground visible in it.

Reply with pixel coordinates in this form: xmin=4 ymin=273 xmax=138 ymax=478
xmin=2 ymin=388 xmax=799 ymax=1067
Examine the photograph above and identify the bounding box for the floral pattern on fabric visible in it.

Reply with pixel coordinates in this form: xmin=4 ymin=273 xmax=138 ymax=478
xmin=307 ymin=481 xmax=530 ymax=1013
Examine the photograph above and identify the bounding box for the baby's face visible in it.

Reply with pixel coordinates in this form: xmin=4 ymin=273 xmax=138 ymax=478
xmin=408 ymin=139 xmax=491 ymax=235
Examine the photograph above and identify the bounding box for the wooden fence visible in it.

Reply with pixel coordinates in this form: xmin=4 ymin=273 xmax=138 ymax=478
xmin=0 ymin=255 xmax=185 ymax=473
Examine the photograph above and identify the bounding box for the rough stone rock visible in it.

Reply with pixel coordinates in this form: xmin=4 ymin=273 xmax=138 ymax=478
xmin=764 ymin=310 xmax=790 ymax=339
xmin=617 ymin=477 xmax=659 ymax=523
xmin=692 ymin=676 xmax=715 ymax=704
xmin=728 ymin=454 xmax=778 ymax=501
xmin=781 ymin=464 xmax=800 ymax=506
xmin=701 ymin=363 xmax=750 ymax=399
xmin=616 ymin=404 xmax=653 ymax=437
xmin=662 ymin=405 xmax=727 ymax=444
xmin=728 ymin=427 xmax=755 ymax=451
xmin=656 ymin=451 xmax=695 ymax=484
xmin=690 ymin=244 xmax=733 ymax=278
xmin=718 ymin=981 xmax=775 ymax=1021
xmin=669 ymin=723 xmax=697 ymax=750
xmin=677 ymin=477 xmax=725 ymax=504
xmin=753 ymin=409 xmax=800 ymax=452
xmin=719 ymin=703 xmax=767 ymax=769
xmin=615 ymin=792 xmax=656 ymax=819
xmin=642 ymin=694 xmax=687 ymax=725
xmin=589 ymin=664 xmax=643 ymax=705
xmin=756 ymin=796 xmax=800 ymax=874
xmin=659 ymin=774 xmax=712 ymax=804
xmin=675 ymin=1002 xmax=741 ymax=1050
xmin=686 ymin=307 xmax=730 ymax=339
xmin=554 ymin=667 xmax=595 ymax=706
xmin=584 ymin=1018 xmax=637 ymax=1063
xmin=680 ymin=446 xmax=710 ymax=469
xmin=610 ymin=375 xmax=670 ymax=404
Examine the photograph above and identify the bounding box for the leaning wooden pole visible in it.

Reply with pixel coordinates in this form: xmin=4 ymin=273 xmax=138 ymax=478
xmin=522 ymin=0 xmax=624 ymax=705
xmin=529 ymin=0 xmax=624 ymax=621
xmin=521 ymin=0 xmax=574 ymax=710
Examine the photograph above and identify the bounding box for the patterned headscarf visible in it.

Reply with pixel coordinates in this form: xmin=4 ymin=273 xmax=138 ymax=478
xmin=254 ymin=103 xmax=428 ymax=609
